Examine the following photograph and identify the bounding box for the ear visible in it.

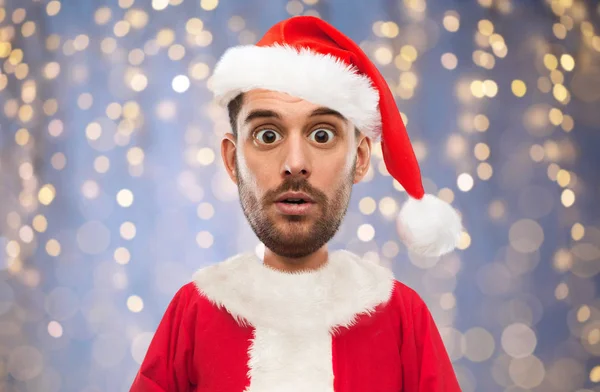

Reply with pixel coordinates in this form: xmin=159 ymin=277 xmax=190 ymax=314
xmin=221 ymin=133 xmax=238 ymax=184
xmin=353 ymin=133 xmax=372 ymax=184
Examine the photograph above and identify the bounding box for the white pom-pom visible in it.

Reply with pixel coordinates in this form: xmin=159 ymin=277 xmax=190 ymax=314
xmin=396 ymin=194 xmax=463 ymax=257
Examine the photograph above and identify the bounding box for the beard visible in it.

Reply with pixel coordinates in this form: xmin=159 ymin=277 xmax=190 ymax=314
xmin=237 ymin=156 xmax=356 ymax=259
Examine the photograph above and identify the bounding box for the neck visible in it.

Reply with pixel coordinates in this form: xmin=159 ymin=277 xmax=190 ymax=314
xmin=262 ymin=245 xmax=329 ymax=273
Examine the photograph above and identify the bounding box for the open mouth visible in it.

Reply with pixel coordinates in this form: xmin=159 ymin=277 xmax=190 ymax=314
xmin=275 ymin=197 xmax=314 ymax=215
xmin=280 ymin=198 xmax=309 ymax=204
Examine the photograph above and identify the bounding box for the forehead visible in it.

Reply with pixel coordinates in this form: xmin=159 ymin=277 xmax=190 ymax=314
xmin=241 ymin=89 xmax=325 ymax=115
xmin=238 ymin=89 xmax=350 ymax=128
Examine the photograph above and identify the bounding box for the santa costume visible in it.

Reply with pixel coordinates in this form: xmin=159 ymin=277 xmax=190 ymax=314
xmin=131 ymin=16 xmax=463 ymax=392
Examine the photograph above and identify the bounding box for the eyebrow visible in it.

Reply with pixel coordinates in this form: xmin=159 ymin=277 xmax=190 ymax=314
xmin=309 ymin=107 xmax=347 ymax=122
xmin=243 ymin=107 xmax=347 ymax=125
xmin=243 ymin=109 xmax=281 ymax=125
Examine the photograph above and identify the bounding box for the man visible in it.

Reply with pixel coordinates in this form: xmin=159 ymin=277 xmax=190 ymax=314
xmin=131 ymin=15 xmax=463 ymax=392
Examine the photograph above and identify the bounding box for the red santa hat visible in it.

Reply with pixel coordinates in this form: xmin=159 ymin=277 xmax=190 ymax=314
xmin=211 ymin=16 xmax=463 ymax=257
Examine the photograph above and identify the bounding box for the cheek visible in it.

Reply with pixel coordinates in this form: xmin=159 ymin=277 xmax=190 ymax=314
xmin=315 ymin=154 xmax=354 ymax=192
xmin=237 ymin=151 xmax=276 ymax=192
xmin=339 ymin=147 xmax=357 ymax=176
xmin=345 ymin=138 xmax=358 ymax=169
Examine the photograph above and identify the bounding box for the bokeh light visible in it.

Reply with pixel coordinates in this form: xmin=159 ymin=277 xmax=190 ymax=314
xmin=0 ymin=1 xmax=598 ymax=391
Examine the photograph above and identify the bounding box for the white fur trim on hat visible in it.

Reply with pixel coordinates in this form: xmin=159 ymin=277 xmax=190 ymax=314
xmin=211 ymin=44 xmax=382 ymax=141
xmin=396 ymin=194 xmax=463 ymax=257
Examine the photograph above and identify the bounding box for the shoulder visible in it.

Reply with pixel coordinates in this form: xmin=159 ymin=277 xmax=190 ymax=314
xmin=389 ymin=279 xmax=429 ymax=313
xmin=159 ymin=282 xmax=218 ymax=325
xmin=386 ymin=280 xmax=443 ymax=339
xmin=175 ymin=281 xmax=227 ymax=312
xmin=169 ymin=281 xmax=206 ymax=308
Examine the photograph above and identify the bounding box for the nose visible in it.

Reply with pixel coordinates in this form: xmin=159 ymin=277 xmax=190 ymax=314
xmin=281 ymin=133 xmax=311 ymax=179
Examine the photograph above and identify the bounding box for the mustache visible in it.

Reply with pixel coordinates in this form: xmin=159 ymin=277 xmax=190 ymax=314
xmin=264 ymin=177 xmax=327 ymax=205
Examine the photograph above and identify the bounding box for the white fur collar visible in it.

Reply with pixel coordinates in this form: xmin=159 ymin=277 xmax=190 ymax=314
xmin=192 ymin=249 xmax=395 ymax=392
xmin=192 ymin=249 xmax=395 ymax=333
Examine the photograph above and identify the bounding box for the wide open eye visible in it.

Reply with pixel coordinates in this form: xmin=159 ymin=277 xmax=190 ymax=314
xmin=255 ymin=129 xmax=282 ymax=145
xmin=309 ymin=128 xmax=335 ymax=144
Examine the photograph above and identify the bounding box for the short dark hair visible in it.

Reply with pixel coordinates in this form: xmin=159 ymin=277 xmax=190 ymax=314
xmin=227 ymin=92 xmax=362 ymax=139
xmin=227 ymin=93 xmax=245 ymax=138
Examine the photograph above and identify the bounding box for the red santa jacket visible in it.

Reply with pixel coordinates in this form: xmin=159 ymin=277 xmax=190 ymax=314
xmin=130 ymin=250 xmax=461 ymax=391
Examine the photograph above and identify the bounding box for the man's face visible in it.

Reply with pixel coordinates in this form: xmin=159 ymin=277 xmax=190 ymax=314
xmin=223 ymin=89 xmax=370 ymax=259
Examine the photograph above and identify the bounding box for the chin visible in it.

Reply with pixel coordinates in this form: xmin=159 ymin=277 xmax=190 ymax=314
xmin=270 ymin=208 xmax=314 ymax=222
xmin=281 ymin=214 xmax=310 ymax=223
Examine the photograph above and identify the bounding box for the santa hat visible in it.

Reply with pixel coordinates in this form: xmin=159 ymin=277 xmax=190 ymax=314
xmin=211 ymin=16 xmax=462 ymax=257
